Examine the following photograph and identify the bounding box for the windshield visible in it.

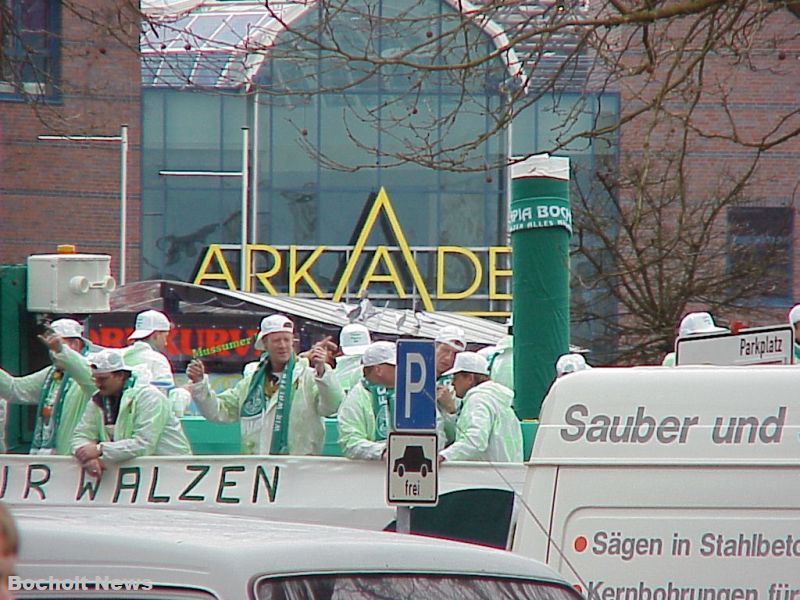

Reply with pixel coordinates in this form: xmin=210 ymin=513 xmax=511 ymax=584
xmin=256 ymin=574 xmax=579 ymax=600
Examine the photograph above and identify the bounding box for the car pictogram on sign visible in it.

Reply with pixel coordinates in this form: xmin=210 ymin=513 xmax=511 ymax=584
xmin=393 ymin=445 xmax=433 ymax=478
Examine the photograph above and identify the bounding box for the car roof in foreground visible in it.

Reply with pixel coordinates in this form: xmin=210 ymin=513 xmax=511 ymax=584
xmin=13 ymin=506 xmax=570 ymax=588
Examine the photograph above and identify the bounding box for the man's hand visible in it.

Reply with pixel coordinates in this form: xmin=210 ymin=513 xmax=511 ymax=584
xmin=38 ymin=331 xmax=64 ymax=354
xmin=74 ymin=442 xmax=101 ymax=463
xmin=436 ymin=385 xmax=456 ymax=414
xmin=83 ymin=458 xmax=104 ymax=478
xmin=308 ymin=345 xmax=330 ymax=377
xmin=186 ymin=359 xmax=205 ymax=383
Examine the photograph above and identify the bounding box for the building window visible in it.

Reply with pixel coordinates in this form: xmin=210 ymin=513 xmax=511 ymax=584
xmin=0 ymin=0 xmax=59 ymax=99
xmin=728 ymin=206 xmax=793 ymax=301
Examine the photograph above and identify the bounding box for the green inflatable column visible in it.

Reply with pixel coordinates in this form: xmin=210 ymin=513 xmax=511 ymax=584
xmin=510 ymin=154 xmax=571 ymax=419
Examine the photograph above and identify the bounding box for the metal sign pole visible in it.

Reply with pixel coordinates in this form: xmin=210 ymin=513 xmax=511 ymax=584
xmin=159 ymin=127 xmax=250 ymax=291
xmin=37 ymin=127 xmax=129 ymax=285
xmin=120 ymin=124 xmax=129 ymax=286
xmin=396 ymin=506 xmax=411 ymax=534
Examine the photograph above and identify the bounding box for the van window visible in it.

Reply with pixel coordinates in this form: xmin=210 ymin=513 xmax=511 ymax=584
xmin=256 ymin=574 xmax=579 ymax=600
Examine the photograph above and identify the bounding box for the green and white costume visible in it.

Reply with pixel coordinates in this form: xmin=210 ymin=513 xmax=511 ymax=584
xmin=0 ymin=345 xmax=94 ymax=455
xmin=338 ymin=378 xmax=447 ymax=460
xmin=123 ymin=341 xmax=174 ymax=386
xmin=439 ymin=380 xmax=522 ymax=463
xmin=70 ymin=377 xmax=192 ymax=461
xmin=488 ymin=335 xmax=513 ymax=390
xmin=437 ymin=373 xmax=460 ymax=445
xmin=333 ymin=354 xmax=364 ymax=397
xmin=337 ymin=379 xmax=395 ymax=460
xmin=187 ymin=355 xmax=343 ymax=455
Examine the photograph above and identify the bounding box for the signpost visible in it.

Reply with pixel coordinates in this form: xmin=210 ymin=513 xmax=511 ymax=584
xmin=676 ymin=325 xmax=794 ymax=366
xmin=388 ymin=339 xmax=438 ymax=531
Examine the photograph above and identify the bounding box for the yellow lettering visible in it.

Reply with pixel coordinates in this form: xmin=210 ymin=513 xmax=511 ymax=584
xmin=489 ymin=246 xmax=512 ymax=300
xmin=248 ymin=245 xmax=282 ymax=295
xmin=436 ymin=246 xmax=482 ymax=300
xmin=193 ymin=245 xmax=237 ymax=290
xmin=357 ymin=246 xmax=407 ymax=298
xmin=333 ymin=188 xmax=433 ymax=310
xmin=289 ymin=246 xmax=326 ymax=298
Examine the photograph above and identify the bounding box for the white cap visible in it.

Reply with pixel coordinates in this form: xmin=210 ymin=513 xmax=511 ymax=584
xmin=254 ymin=314 xmax=295 ymax=351
xmin=789 ymin=305 xmax=800 ymax=325
xmin=129 ymin=310 xmax=171 ymax=341
xmin=435 ymin=325 xmax=466 ymax=352
xmin=89 ymin=349 xmax=130 ymax=374
xmin=340 ymin=324 xmax=371 ymax=356
xmin=50 ymin=318 xmax=84 ymax=339
xmin=679 ymin=312 xmax=728 ymax=337
xmin=361 ymin=341 xmax=396 ymax=367
xmin=443 ymin=351 xmax=489 ymax=376
xmin=556 ymin=353 xmax=591 ymax=377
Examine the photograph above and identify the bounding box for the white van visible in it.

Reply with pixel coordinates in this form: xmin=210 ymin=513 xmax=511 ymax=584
xmin=12 ymin=505 xmax=580 ymax=600
xmin=513 ymin=365 xmax=800 ymax=595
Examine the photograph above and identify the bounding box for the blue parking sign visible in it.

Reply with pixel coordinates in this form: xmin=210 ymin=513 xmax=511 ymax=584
xmin=394 ymin=339 xmax=436 ymax=431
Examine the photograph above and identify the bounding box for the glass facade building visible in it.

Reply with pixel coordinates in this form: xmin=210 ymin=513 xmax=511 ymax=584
xmin=141 ymin=0 xmax=618 ymax=345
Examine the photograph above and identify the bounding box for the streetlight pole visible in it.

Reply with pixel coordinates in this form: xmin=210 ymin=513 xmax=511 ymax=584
xmin=159 ymin=127 xmax=251 ymax=291
xmin=37 ymin=124 xmax=130 ymax=285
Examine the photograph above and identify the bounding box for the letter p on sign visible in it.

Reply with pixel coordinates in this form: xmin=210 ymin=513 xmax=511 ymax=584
xmin=395 ymin=340 xmax=436 ymax=431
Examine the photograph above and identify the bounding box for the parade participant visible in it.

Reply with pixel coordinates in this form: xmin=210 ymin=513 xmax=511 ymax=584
xmin=434 ymin=325 xmax=467 ymax=441
xmin=439 ymin=352 xmax=522 ymax=463
xmin=0 ymin=319 xmax=94 ymax=455
xmin=788 ymin=305 xmax=800 ymax=362
xmin=662 ymin=311 xmax=728 ymax=366
xmin=185 ymin=314 xmax=343 ymax=455
xmin=334 ymin=323 xmax=372 ymax=396
xmin=555 ymin=353 xmax=591 ymax=377
xmin=488 ymin=317 xmax=513 ymax=390
xmin=337 ymin=341 xmax=396 ymax=460
xmin=123 ymin=309 xmax=174 ymax=386
xmin=338 ymin=341 xmax=446 ymax=460
xmin=71 ymin=349 xmax=192 ymax=476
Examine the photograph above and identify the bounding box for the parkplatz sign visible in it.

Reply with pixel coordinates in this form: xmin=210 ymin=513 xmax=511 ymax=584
xmin=388 ymin=340 xmax=438 ymax=507
xmin=676 ymin=325 xmax=794 ymax=366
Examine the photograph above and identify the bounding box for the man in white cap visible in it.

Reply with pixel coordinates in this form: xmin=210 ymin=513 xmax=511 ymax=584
xmin=434 ymin=325 xmax=467 ymax=442
xmin=337 ymin=341 xmax=397 ymax=460
xmin=338 ymin=341 xmax=446 ymax=460
xmin=438 ymin=352 xmax=522 ymax=463
xmin=662 ymin=311 xmax=729 ymax=366
xmin=0 ymin=319 xmax=95 ymax=455
xmin=555 ymin=353 xmax=591 ymax=377
xmin=185 ymin=314 xmax=343 ymax=455
xmin=788 ymin=305 xmax=800 ymax=362
xmin=70 ymin=348 xmax=192 ymax=477
xmin=123 ymin=309 xmax=174 ymax=386
xmin=334 ymin=323 xmax=372 ymax=396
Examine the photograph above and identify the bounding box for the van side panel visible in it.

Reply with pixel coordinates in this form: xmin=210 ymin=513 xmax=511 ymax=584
xmin=516 ymin=367 xmax=800 ymax=592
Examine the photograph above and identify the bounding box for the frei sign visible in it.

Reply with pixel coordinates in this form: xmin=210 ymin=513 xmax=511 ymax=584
xmin=191 ymin=188 xmax=511 ymax=314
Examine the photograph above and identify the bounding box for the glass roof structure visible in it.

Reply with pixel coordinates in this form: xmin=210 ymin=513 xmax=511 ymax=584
xmin=141 ymin=2 xmax=314 ymax=89
xmin=140 ymin=0 xmax=531 ymax=91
